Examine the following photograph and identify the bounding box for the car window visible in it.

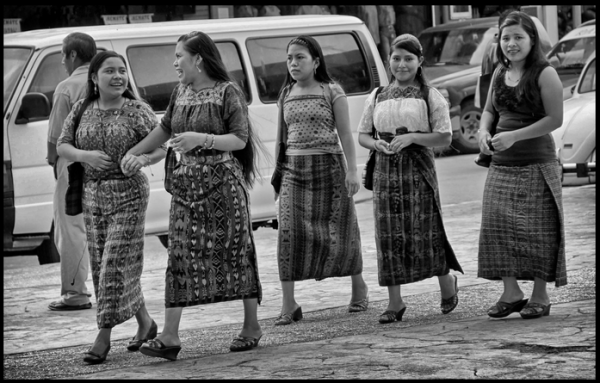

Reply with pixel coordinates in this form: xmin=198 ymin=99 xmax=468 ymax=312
xmin=247 ymin=33 xmax=371 ymax=103
xmin=547 ymin=36 xmax=596 ymax=70
xmin=421 ymin=27 xmax=493 ymax=66
xmin=27 ymin=52 xmax=68 ymax=110
xmin=127 ymin=42 xmax=250 ymax=112
xmin=579 ymin=58 xmax=596 ymax=94
xmin=4 ymin=47 xmax=32 ymax=112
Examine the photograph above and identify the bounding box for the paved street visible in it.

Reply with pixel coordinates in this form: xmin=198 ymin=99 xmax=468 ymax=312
xmin=3 ymin=184 xmax=596 ymax=379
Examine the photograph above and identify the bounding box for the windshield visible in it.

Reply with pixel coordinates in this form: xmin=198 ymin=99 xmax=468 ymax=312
xmin=547 ymin=36 xmax=596 ymax=71
xmin=420 ymin=27 xmax=495 ymax=66
xmin=4 ymin=47 xmax=32 ymax=113
xmin=578 ymin=58 xmax=596 ymax=94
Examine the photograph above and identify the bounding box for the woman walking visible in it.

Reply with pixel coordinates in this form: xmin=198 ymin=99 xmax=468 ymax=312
xmin=274 ymin=35 xmax=369 ymax=325
xmin=357 ymin=34 xmax=463 ymax=324
xmin=123 ymin=31 xmax=263 ymax=359
xmin=477 ymin=11 xmax=565 ymax=319
xmin=57 ymin=51 xmax=164 ymax=364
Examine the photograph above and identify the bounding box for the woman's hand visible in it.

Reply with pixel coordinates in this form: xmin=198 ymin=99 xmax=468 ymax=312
xmin=345 ymin=170 xmax=360 ymax=197
xmin=477 ymin=129 xmax=494 ymax=155
xmin=84 ymin=150 xmax=113 ymax=171
xmin=168 ymin=132 xmax=204 ymax=153
xmin=120 ymin=153 xmax=146 ymax=177
xmin=490 ymin=131 xmax=516 ymax=152
xmin=374 ymin=139 xmax=395 ymax=155
xmin=389 ymin=134 xmax=415 ymax=153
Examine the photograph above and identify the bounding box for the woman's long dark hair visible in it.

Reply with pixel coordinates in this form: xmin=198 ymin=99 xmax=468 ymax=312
xmin=74 ymin=51 xmax=138 ymax=128
xmin=278 ymin=35 xmax=335 ymax=99
xmin=179 ymin=31 xmax=260 ymax=187
xmin=390 ymin=34 xmax=430 ymax=97
xmin=496 ymin=11 xmax=549 ymax=108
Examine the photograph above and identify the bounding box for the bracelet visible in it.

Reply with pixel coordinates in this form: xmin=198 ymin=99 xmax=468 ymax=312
xmin=208 ymin=134 xmax=216 ymax=150
xmin=202 ymin=134 xmax=210 ymax=150
xmin=140 ymin=153 xmax=151 ymax=167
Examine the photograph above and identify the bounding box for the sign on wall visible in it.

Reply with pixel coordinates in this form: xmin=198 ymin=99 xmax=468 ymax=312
xmin=4 ymin=18 xmax=22 ymax=34
xmin=450 ymin=5 xmax=472 ymax=20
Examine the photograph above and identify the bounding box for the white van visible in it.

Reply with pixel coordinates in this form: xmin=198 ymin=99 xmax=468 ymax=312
xmin=3 ymin=15 xmax=388 ymax=264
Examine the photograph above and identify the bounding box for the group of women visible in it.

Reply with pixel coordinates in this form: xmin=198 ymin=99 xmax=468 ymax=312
xmin=56 ymin=11 xmax=566 ymax=365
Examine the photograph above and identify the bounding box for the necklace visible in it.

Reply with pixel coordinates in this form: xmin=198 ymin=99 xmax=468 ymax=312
xmin=507 ymin=70 xmax=521 ymax=83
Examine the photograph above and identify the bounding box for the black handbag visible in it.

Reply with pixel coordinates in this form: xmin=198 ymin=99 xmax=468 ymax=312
xmin=474 ymin=68 xmax=500 ymax=168
xmin=271 ymin=89 xmax=289 ymax=194
xmin=65 ymin=100 xmax=88 ymax=216
xmin=362 ymin=87 xmax=384 ymax=191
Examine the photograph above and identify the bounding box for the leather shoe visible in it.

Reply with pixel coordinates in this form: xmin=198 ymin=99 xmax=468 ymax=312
xmin=83 ymin=344 xmax=110 ymax=364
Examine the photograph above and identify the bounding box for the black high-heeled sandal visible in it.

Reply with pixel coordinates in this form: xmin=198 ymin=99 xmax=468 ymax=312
xmin=274 ymin=306 xmax=302 ymax=326
xmin=230 ymin=334 xmax=263 ymax=352
xmin=441 ymin=274 xmax=459 ymax=314
xmin=378 ymin=306 xmax=406 ymax=324
xmin=139 ymin=339 xmax=181 ymax=361
xmin=83 ymin=344 xmax=111 ymax=365
xmin=127 ymin=320 xmax=158 ymax=351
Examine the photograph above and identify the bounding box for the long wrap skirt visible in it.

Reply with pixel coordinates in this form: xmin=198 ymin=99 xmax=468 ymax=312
xmin=165 ymin=152 xmax=262 ymax=307
xmin=83 ymin=172 xmax=148 ymax=329
xmin=373 ymin=148 xmax=463 ymax=286
xmin=278 ymin=154 xmax=363 ymax=281
xmin=478 ymin=162 xmax=567 ymax=287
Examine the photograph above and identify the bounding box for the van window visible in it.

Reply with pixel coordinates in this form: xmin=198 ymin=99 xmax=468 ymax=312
xmin=4 ymin=47 xmax=32 ymax=112
xmin=27 ymin=52 xmax=68 ymax=110
xmin=128 ymin=42 xmax=250 ymax=112
xmin=247 ymin=33 xmax=371 ymax=103
xmin=421 ymin=27 xmax=492 ymax=66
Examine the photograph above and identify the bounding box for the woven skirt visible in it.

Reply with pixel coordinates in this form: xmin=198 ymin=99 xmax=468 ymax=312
xmin=373 ymin=148 xmax=463 ymax=286
xmin=83 ymin=172 xmax=149 ymax=329
xmin=165 ymin=154 xmax=262 ymax=307
xmin=478 ymin=162 xmax=566 ymax=287
xmin=278 ymin=154 xmax=363 ymax=281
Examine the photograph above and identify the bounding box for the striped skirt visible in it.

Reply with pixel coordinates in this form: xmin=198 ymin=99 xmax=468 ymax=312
xmin=278 ymin=154 xmax=363 ymax=281
xmin=373 ymin=148 xmax=463 ymax=286
xmin=83 ymin=172 xmax=149 ymax=329
xmin=478 ymin=162 xmax=567 ymax=287
xmin=165 ymin=153 xmax=262 ymax=307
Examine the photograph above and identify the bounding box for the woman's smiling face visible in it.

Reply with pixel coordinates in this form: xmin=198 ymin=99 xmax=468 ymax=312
xmin=93 ymin=57 xmax=128 ymax=99
xmin=389 ymin=47 xmax=422 ymax=85
xmin=500 ymin=24 xmax=533 ymax=64
xmin=174 ymin=41 xmax=201 ymax=85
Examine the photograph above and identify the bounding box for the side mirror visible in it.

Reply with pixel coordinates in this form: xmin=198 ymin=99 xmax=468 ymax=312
xmin=15 ymin=93 xmax=50 ymax=124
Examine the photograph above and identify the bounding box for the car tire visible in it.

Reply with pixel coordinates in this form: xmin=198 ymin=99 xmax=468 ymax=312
xmin=37 ymin=221 xmax=61 ymax=265
xmin=452 ymin=100 xmax=481 ymax=154
xmin=158 ymin=234 xmax=169 ymax=249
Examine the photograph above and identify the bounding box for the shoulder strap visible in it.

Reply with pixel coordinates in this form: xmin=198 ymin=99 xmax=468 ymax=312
xmin=421 ymin=85 xmax=431 ymax=127
xmin=278 ymin=85 xmax=291 ymax=144
xmin=370 ymin=86 xmax=384 ymax=138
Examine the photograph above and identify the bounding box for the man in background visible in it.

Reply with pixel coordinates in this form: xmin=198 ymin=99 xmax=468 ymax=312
xmin=47 ymin=32 xmax=96 ymax=311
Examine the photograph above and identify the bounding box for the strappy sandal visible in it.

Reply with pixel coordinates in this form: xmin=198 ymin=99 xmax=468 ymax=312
xmin=441 ymin=274 xmax=459 ymax=314
xmin=348 ymin=295 xmax=369 ymax=313
xmin=230 ymin=334 xmax=263 ymax=352
xmin=274 ymin=306 xmax=302 ymax=326
xmin=378 ymin=307 xmax=406 ymax=324
xmin=127 ymin=320 xmax=158 ymax=351
xmin=520 ymin=302 xmax=551 ymax=319
xmin=139 ymin=339 xmax=181 ymax=361
xmin=487 ymin=298 xmax=529 ymax=318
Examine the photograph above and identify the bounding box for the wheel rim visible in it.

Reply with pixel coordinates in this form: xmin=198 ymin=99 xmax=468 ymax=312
xmin=460 ymin=109 xmax=481 ymax=145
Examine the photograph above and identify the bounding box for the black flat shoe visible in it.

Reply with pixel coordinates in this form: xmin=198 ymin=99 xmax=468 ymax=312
xmin=230 ymin=334 xmax=263 ymax=352
xmin=139 ymin=339 xmax=181 ymax=361
xmin=520 ymin=302 xmax=551 ymax=319
xmin=441 ymin=274 xmax=459 ymax=314
xmin=83 ymin=344 xmax=110 ymax=365
xmin=488 ymin=298 xmax=529 ymax=318
xmin=127 ymin=320 xmax=158 ymax=351
xmin=379 ymin=307 xmax=406 ymax=324
xmin=274 ymin=306 xmax=302 ymax=326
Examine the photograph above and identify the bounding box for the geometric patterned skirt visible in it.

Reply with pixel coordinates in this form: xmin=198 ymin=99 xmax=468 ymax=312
xmin=373 ymin=148 xmax=463 ymax=286
xmin=277 ymin=154 xmax=363 ymax=281
xmin=478 ymin=161 xmax=567 ymax=287
xmin=165 ymin=154 xmax=262 ymax=307
xmin=83 ymin=172 xmax=149 ymax=329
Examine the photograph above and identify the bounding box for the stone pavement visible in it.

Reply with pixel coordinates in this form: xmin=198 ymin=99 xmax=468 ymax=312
xmin=3 ymin=184 xmax=596 ymax=380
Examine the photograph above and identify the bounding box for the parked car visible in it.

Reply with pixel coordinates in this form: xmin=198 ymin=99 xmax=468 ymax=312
xmin=551 ymin=52 xmax=596 ymax=185
xmin=418 ymin=16 xmax=553 ymax=153
xmin=3 ymin=15 xmax=388 ymax=264
xmin=547 ymin=22 xmax=595 ymax=101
